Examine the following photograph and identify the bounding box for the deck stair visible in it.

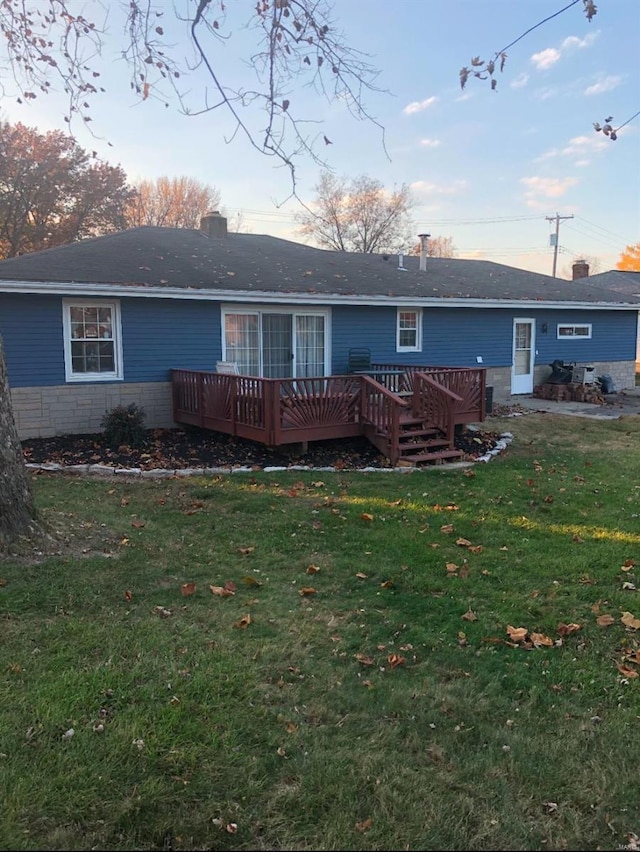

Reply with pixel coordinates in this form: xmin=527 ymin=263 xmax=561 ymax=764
xmin=388 ymin=412 xmax=463 ymax=466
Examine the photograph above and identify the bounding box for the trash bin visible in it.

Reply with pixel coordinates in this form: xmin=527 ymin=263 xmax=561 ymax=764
xmin=485 ymin=386 xmax=494 ymax=415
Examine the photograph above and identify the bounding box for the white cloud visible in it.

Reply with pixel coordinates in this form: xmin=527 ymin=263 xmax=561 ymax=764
xmin=561 ymin=33 xmax=598 ymax=50
xmin=410 ymin=179 xmax=467 ymax=196
xmin=584 ymin=75 xmax=622 ymax=96
xmin=531 ymin=48 xmax=561 ymax=70
xmin=510 ymin=73 xmax=530 ymax=89
xmin=419 ymin=138 xmax=441 ymax=148
xmin=521 ymin=175 xmax=579 ymax=208
xmin=534 ymin=87 xmax=558 ymax=101
xmin=403 ymin=96 xmax=438 ymax=115
xmin=530 ymin=31 xmax=598 ymax=72
xmin=535 ymin=134 xmax=608 ymax=166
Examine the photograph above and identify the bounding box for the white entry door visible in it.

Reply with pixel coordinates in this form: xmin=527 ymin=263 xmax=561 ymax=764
xmin=512 ymin=319 xmax=535 ymax=394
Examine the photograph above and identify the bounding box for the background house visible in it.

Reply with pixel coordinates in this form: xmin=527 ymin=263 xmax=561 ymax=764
xmin=1 ymin=213 xmax=638 ymax=439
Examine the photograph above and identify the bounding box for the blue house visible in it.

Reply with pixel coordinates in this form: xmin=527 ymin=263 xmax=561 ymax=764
xmin=0 ymin=212 xmax=638 ymax=441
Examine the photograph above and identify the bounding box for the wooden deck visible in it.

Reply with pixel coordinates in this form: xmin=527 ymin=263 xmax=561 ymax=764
xmin=171 ymin=365 xmax=486 ymax=466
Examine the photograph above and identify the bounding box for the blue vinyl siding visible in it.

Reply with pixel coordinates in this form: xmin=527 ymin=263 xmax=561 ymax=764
xmin=331 ymin=306 xmax=638 ymax=372
xmin=120 ymin=298 xmax=221 ymax=382
xmin=1 ymin=294 xmax=222 ymax=387
xmin=2 ymin=293 xmax=636 ymax=388
xmin=1 ymin=294 xmax=65 ymax=386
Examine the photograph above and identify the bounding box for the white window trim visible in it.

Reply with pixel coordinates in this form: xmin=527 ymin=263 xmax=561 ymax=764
xmin=221 ymin=305 xmax=331 ymax=376
xmin=62 ymin=299 xmax=123 ymax=382
xmin=396 ymin=307 xmax=422 ymax=352
xmin=556 ymin=323 xmax=592 ymax=340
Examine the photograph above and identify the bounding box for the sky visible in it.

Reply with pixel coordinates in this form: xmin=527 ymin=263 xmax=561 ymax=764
xmin=1 ymin=0 xmax=639 ymax=277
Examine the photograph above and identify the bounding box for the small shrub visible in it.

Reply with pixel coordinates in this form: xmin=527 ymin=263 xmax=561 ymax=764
xmin=100 ymin=403 xmax=147 ymax=448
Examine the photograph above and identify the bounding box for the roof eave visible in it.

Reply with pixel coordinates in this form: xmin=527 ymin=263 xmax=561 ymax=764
xmin=0 ymin=280 xmax=638 ymax=310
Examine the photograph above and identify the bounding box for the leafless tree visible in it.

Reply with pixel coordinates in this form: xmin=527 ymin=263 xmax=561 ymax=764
xmin=0 ymin=1 xmax=385 ymax=195
xmin=126 ymin=176 xmax=221 ymax=229
xmin=296 ymin=171 xmax=414 ymax=254
xmin=411 ymin=236 xmax=456 ymax=259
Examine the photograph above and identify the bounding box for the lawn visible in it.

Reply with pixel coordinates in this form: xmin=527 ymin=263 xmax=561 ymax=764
xmin=2 ymin=411 xmax=640 ymax=851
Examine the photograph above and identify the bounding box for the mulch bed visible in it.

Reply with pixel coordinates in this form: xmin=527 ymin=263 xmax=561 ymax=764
xmin=21 ymin=425 xmax=503 ymax=471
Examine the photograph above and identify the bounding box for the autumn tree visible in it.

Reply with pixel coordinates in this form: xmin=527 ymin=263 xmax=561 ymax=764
xmin=411 ymin=236 xmax=456 ymax=258
xmin=296 ymin=172 xmax=414 ymax=254
xmin=126 ymin=176 xmax=221 ymax=229
xmin=617 ymin=243 xmax=640 ymax=271
xmin=0 ymin=121 xmax=133 ymax=259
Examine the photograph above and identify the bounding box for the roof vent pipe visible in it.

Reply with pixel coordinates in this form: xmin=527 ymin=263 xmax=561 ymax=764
xmin=397 ymin=251 xmax=407 ymax=271
xmin=418 ymin=233 xmax=430 ymax=272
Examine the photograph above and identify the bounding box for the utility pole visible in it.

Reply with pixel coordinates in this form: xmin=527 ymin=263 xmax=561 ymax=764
xmin=546 ymin=212 xmax=574 ymax=277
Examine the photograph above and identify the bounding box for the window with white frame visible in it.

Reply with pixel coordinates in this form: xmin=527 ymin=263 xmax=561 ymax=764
xmin=557 ymin=323 xmax=592 ymax=339
xmin=63 ymin=300 xmax=123 ymax=381
xmin=221 ymin=307 xmax=329 ymax=378
xmin=396 ymin=308 xmax=422 ymax=352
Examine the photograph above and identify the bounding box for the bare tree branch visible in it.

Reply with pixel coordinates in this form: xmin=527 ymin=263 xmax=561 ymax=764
xmin=0 ymin=2 xmax=388 ymax=196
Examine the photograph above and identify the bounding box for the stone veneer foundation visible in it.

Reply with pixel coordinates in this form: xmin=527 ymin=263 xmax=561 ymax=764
xmin=11 ymin=382 xmax=175 ymax=439
xmin=484 ymin=360 xmax=636 ymax=405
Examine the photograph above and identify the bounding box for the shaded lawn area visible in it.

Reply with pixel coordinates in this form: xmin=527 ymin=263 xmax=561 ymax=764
xmin=2 ymin=412 xmax=640 ymax=851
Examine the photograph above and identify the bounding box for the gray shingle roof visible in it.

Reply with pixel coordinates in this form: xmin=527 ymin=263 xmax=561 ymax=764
xmin=0 ymin=226 xmax=638 ymax=305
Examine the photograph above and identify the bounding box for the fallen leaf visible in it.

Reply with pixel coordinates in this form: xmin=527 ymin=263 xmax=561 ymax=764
xmin=440 ymin=523 xmax=454 ymax=534
xmin=557 ymin=622 xmax=581 ymax=636
xmin=530 ymin=632 xmax=554 ymax=647
xmin=181 ymin=582 xmax=197 ymax=596
xmin=210 ymin=585 xmax=235 ymax=597
xmin=388 ymin=653 xmax=406 ymax=668
xmin=153 ymin=606 xmax=172 ymax=618
xmin=306 ymin=565 xmax=321 ymax=574
xmin=131 ymin=519 xmax=145 ymax=528
xmin=361 ymin=513 xmax=374 ymax=522
xmin=616 ymin=663 xmax=639 ymax=678
xmin=355 ymin=653 xmax=375 ymax=666
xmin=124 ymin=589 xmax=133 ymax=601
xmin=468 ymin=545 xmax=484 ymax=554
xmin=233 ymin=614 xmax=252 ymax=629
xmin=355 ymin=572 xmax=368 ymax=579
xmin=506 ymin=625 xmax=528 ymax=643
xmin=355 ymin=818 xmax=372 ymax=832
xmin=462 ymin=607 xmax=478 ymax=622
xmin=241 ymin=575 xmax=262 ymax=586
xmin=621 ymin=611 xmax=640 ymax=629
xmin=596 ymin=614 xmax=615 ymax=627
xmin=572 ymin=534 xmax=584 ymax=543
xmin=380 ymin=579 xmax=394 ymax=589
xmin=298 ymin=587 xmax=317 ymax=596
xmin=238 ymin=546 xmax=255 ymax=555
xmin=446 ymin=562 xmax=458 ymax=574
xmin=456 ymin=537 xmax=472 ymax=547
xmin=622 ymin=559 xmax=636 ymax=570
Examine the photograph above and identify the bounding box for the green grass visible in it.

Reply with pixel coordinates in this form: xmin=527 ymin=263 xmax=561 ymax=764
xmin=2 ymin=412 xmax=640 ymax=851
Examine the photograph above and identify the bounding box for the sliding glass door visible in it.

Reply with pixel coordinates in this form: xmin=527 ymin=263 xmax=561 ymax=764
xmin=222 ymin=308 xmax=329 ymax=378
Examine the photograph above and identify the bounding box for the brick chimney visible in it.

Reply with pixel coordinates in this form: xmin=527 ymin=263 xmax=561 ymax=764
xmin=200 ymin=211 xmax=228 ymax=238
xmin=572 ymin=259 xmax=589 ymax=280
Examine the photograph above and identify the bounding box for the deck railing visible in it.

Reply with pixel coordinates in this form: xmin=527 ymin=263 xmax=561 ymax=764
xmin=171 ymin=365 xmax=486 ymax=460
xmin=371 ymin=364 xmax=486 ymax=424
xmin=171 ymin=370 xmax=363 ymax=446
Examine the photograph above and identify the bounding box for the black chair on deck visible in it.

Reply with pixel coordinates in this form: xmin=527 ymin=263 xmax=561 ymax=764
xmin=347 ymin=347 xmax=372 ymax=374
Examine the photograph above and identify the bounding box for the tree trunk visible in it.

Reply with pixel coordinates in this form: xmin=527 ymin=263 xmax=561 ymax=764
xmin=0 ymin=334 xmax=38 ymax=543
